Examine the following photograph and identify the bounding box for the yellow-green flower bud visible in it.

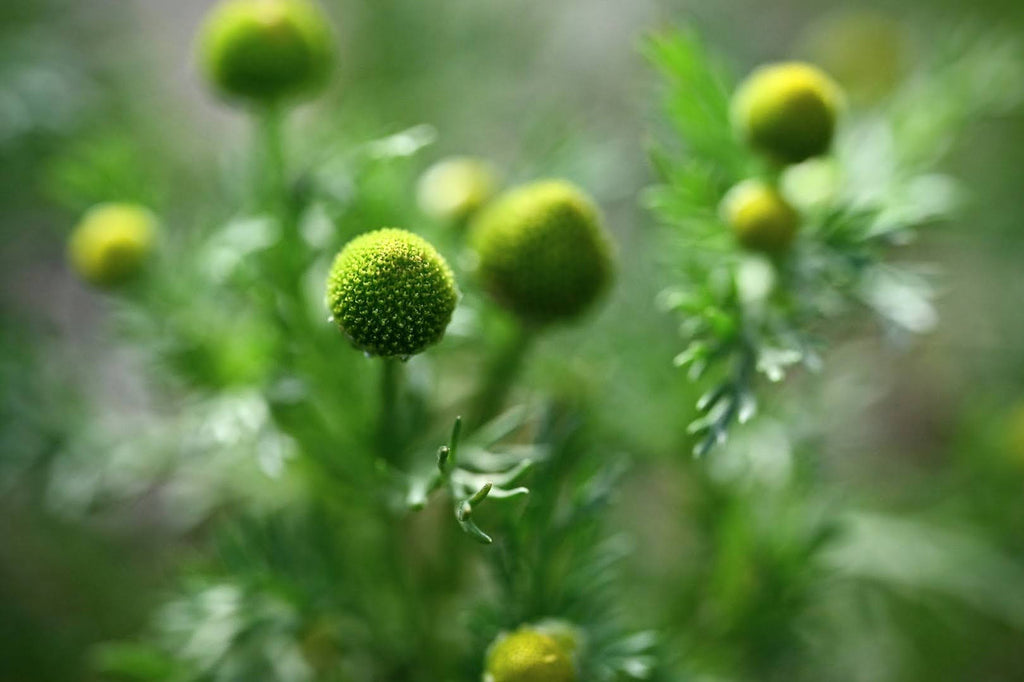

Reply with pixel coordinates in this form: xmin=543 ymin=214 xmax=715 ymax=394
xmin=731 ymin=62 xmax=843 ymax=165
xmin=67 ymin=203 xmax=158 ymax=288
xmin=484 ymin=628 xmax=577 ymax=682
xmin=198 ymin=0 xmax=334 ymax=104
xmin=325 ymin=228 xmax=458 ymax=358
xmin=720 ymin=180 xmax=800 ymax=254
xmin=470 ymin=180 xmax=614 ymax=326
xmin=417 ymin=156 xmax=499 ymax=222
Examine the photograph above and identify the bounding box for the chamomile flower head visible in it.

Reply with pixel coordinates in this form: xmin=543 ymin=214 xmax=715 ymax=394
xmin=325 ymin=228 xmax=458 ymax=358
xmin=198 ymin=0 xmax=334 ymax=104
xmin=731 ymin=62 xmax=843 ymax=165
xmin=484 ymin=627 xmax=577 ymax=682
xmin=721 ymin=179 xmax=800 ymax=254
xmin=470 ymin=180 xmax=614 ymax=326
xmin=68 ymin=203 xmax=158 ymax=288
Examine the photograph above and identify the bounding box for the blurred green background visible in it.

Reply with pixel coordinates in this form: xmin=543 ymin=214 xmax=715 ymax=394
xmin=3 ymin=0 xmax=1024 ymax=680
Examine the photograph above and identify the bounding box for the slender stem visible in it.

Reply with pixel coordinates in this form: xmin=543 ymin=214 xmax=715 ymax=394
xmin=379 ymin=357 xmax=403 ymax=461
xmin=258 ymin=103 xmax=287 ymax=215
xmin=467 ymin=322 xmax=535 ymax=429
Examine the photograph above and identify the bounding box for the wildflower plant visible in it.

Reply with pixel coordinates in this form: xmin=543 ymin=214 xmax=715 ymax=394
xmin=644 ymin=27 xmax=1022 ymax=456
xmin=6 ymin=3 xmax=1024 ymax=682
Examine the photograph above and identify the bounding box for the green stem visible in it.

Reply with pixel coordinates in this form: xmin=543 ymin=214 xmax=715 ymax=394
xmin=258 ymin=104 xmax=287 ymax=214
xmin=468 ymin=323 xmax=535 ymax=429
xmin=379 ymin=357 xmax=403 ymax=462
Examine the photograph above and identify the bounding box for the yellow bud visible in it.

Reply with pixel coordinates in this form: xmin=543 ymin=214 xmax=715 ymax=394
xmin=720 ymin=180 xmax=800 ymax=254
xmin=731 ymin=62 xmax=843 ymax=165
xmin=484 ymin=628 xmax=577 ymax=682
xmin=68 ymin=203 xmax=158 ymax=287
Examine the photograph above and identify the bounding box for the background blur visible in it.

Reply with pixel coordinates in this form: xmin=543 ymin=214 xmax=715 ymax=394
xmin=3 ymin=0 xmax=1024 ymax=680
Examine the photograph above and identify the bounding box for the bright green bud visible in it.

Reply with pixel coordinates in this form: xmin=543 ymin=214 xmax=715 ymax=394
xmin=198 ymin=0 xmax=334 ymax=104
xmin=470 ymin=180 xmax=614 ymax=326
xmin=325 ymin=228 xmax=458 ymax=358
xmin=68 ymin=203 xmax=158 ymax=288
xmin=731 ymin=62 xmax=843 ymax=165
xmin=417 ymin=156 xmax=499 ymax=222
xmin=721 ymin=180 xmax=800 ymax=254
xmin=484 ymin=628 xmax=577 ymax=682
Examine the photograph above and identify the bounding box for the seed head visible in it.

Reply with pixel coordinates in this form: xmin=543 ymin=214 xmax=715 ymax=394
xmin=484 ymin=628 xmax=577 ymax=682
xmin=67 ymin=203 xmax=158 ymax=288
xmin=198 ymin=0 xmax=334 ymax=104
xmin=325 ymin=228 xmax=458 ymax=358
xmin=731 ymin=62 xmax=843 ymax=165
xmin=721 ymin=180 xmax=800 ymax=254
xmin=470 ymin=180 xmax=614 ymax=326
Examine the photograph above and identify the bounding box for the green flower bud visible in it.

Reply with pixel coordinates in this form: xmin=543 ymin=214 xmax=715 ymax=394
xmin=731 ymin=62 xmax=843 ymax=165
xmin=417 ymin=156 xmax=499 ymax=222
xmin=325 ymin=228 xmax=458 ymax=358
xmin=484 ymin=628 xmax=577 ymax=682
xmin=198 ymin=0 xmax=334 ymax=104
xmin=720 ymin=180 xmax=800 ymax=254
xmin=67 ymin=203 xmax=158 ymax=288
xmin=469 ymin=180 xmax=614 ymax=326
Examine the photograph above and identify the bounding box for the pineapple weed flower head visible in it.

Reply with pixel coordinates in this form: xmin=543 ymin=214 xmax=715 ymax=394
xmin=68 ymin=203 xmax=158 ymax=288
xmin=326 ymin=228 xmax=458 ymax=359
xmin=470 ymin=180 xmax=614 ymax=327
xmin=731 ymin=61 xmax=843 ymax=165
xmin=484 ymin=626 xmax=578 ymax=682
xmin=720 ymin=179 xmax=800 ymax=254
xmin=198 ymin=0 xmax=334 ymax=104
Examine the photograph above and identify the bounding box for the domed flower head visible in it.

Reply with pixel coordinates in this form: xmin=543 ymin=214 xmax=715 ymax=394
xmin=198 ymin=0 xmax=334 ymax=104
xmin=731 ymin=62 xmax=843 ymax=165
xmin=68 ymin=203 xmax=158 ymax=288
xmin=484 ymin=627 xmax=577 ymax=682
xmin=326 ymin=228 xmax=458 ymax=358
xmin=720 ymin=179 xmax=800 ymax=254
xmin=469 ymin=180 xmax=614 ymax=326
xmin=417 ymin=156 xmax=499 ymax=223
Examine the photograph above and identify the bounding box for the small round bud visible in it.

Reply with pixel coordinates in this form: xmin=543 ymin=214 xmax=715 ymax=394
xmin=731 ymin=62 xmax=843 ymax=165
xmin=469 ymin=180 xmax=614 ymax=326
xmin=721 ymin=180 xmax=800 ymax=254
xmin=198 ymin=0 xmax=334 ymax=104
xmin=67 ymin=203 xmax=158 ymax=288
xmin=325 ymin=228 xmax=458 ymax=358
xmin=417 ymin=157 xmax=499 ymax=222
xmin=484 ymin=628 xmax=577 ymax=682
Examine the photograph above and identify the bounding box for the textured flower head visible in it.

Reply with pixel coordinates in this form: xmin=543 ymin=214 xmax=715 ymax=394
xmin=417 ymin=156 xmax=499 ymax=222
xmin=470 ymin=180 xmax=614 ymax=326
xmin=198 ymin=0 xmax=334 ymax=104
xmin=68 ymin=203 xmax=158 ymax=288
xmin=731 ymin=61 xmax=843 ymax=165
xmin=325 ymin=228 xmax=458 ymax=358
xmin=720 ymin=179 xmax=800 ymax=254
xmin=484 ymin=627 xmax=577 ymax=682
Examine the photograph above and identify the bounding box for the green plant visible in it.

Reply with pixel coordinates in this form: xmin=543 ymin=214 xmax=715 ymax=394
xmin=644 ymin=27 xmax=1020 ymax=455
